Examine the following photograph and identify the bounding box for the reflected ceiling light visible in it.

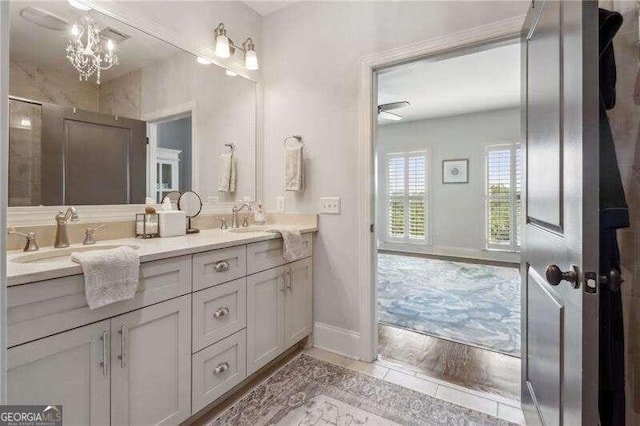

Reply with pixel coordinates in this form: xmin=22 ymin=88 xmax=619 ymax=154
xmin=196 ymin=56 xmax=213 ymax=65
xmin=213 ymin=22 xmax=259 ymax=71
xmin=66 ymin=16 xmax=118 ymax=84
xmin=214 ymin=23 xmax=231 ymax=58
xmin=68 ymin=0 xmax=91 ymax=11
xmin=225 ymin=69 xmax=238 ymax=77
xmin=378 ymin=111 xmax=403 ymax=121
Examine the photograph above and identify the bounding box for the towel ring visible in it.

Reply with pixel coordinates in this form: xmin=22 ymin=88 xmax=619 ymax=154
xmin=284 ymin=135 xmax=304 ymax=148
xmin=225 ymin=143 xmax=235 ymax=153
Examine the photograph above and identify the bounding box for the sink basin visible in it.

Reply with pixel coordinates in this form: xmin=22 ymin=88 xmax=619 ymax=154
xmin=227 ymin=226 xmax=277 ymax=234
xmin=11 ymin=244 xmax=140 ymax=264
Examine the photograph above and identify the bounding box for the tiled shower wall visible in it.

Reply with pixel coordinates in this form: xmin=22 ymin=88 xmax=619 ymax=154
xmin=601 ymin=0 xmax=640 ymax=423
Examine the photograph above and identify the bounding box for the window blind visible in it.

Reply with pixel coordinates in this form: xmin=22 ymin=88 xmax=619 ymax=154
xmin=486 ymin=144 xmax=521 ymax=251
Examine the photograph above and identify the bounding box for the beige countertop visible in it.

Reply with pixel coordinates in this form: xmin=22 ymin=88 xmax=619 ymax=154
xmin=7 ymin=225 xmax=317 ymax=286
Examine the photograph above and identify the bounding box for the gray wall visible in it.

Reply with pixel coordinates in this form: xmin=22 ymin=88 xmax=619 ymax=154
xmin=157 ymin=116 xmax=192 ymax=191
xmin=376 ymin=107 xmax=521 ymax=262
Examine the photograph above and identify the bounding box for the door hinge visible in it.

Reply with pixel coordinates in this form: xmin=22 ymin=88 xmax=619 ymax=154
xmin=146 ymin=137 xmax=149 ymax=145
xmin=369 ymin=223 xmax=374 ymax=233
xmin=584 ymin=272 xmax=598 ymax=294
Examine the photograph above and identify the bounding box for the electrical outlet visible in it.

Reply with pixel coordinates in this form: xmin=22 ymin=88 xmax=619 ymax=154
xmin=276 ymin=196 xmax=286 ymax=213
xmin=320 ymin=197 xmax=341 ymax=215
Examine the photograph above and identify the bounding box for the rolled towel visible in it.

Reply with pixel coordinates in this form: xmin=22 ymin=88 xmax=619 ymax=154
xmin=218 ymin=153 xmax=236 ymax=192
xmin=71 ymin=246 xmax=140 ymax=309
xmin=285 ymin=145 xmax=304 ymax=191
xmin=271 ymin=226 xmax=306 ymax=262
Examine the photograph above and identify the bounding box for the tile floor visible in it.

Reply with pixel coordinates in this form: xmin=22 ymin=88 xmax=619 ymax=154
xmin=304 ymin=347 xmax=526 ymax=425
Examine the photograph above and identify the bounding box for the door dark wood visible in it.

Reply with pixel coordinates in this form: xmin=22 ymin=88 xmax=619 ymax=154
xmin=521 ymin=1 xmax=599 ymax=425
xmin=41 ymin=104 xmax=146 ymax=205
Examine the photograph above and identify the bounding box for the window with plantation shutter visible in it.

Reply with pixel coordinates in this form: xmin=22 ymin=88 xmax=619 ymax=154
xmin=486 ymin=144 xmax=521 ymax=251
xmin=385 ymin=152 xmax=428 ymax=243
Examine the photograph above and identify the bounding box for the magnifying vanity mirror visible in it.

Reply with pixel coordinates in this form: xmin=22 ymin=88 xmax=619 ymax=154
xmin=7 ymin=1 xmax=258 ymax=216
xmin=178 ymin=191 xmax=203 ymax=234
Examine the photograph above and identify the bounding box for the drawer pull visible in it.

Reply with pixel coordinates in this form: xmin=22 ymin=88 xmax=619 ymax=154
xmin=213 ymin=260 xmax=230 ymax=272
xmin=213 ymin=307 xmax=230 ymax=319
xmin=100 ymin=331 xmax=108 ymax=376
xmin=213 ymin=362 xmax=229 ymax=375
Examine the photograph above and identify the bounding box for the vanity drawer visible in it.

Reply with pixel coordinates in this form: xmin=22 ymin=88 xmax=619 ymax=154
xmin=193 ymin=246 xmax=247 ymax=291
xmin=192 ymin=329 xmax=247 ymax=414
xmin=8 ymin=255 xmax=192 ymax=347
xmin=247 ymin=233 xmax=312 ymax=275
xmin=192 ymin=278 xmax=247 ymax=352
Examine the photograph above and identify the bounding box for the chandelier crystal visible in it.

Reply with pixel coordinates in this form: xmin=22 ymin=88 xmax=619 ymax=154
xmin=66 ymin=16 xmax=118 ymax=84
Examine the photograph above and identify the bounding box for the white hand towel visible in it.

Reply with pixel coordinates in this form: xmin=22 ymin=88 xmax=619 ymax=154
xmin=285 ymin=146 xmax=304 ymax=192
xmin=272 ymin=226 xmax=306 ymax=262
xmin=218 ymin=153 xmax=237 ymax=192
xmin=71 ymin=246 xmax=140 ymax=310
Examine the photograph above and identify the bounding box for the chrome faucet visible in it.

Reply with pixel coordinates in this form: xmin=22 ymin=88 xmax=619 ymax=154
xmin=231 ymin=203 xmax=252 ymax=228
xmin=54 ymin=207 xmax=79 ymax=248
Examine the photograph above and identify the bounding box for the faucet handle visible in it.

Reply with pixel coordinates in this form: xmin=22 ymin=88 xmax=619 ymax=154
xmin=83 ymin=225 xmax=106 ymax=245
xmin=8 ymin=226 xmax=39 ymax=252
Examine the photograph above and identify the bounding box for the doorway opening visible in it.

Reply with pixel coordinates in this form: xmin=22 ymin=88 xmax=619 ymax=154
xmin=374 ymin=40 xmax=522 ymax=399
xmin=147 ymin=112 xmax=193 ymax=203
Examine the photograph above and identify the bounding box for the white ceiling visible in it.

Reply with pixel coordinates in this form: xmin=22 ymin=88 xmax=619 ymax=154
xmin=9 ymin=1 xmax=182 ymax=83
xmin=242 ymin=1 xmax=298 ymax=16
xmin=377 ymin=42 xmax=520 ymax=124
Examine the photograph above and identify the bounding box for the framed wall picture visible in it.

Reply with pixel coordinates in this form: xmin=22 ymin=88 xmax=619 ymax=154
xmin=442 ymin=159 xmax=469 ymax=184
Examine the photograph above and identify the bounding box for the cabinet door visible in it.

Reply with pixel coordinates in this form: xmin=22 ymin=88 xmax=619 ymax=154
xmin=111 ymin=295 xmax=191 ymax=426
xmin=247 ymin=266 xmax=285 ymax=375
xmin=284 ymin=258 xmax=313 ymax=348
xmin=7 ymin=320 xmax=110 ymax=426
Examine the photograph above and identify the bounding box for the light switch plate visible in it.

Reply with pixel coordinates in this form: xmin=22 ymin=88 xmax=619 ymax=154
xmin=276 ymin=196 xmax=286 ymax=213
xmin=320 ymin=197 xmax=341 ymax=215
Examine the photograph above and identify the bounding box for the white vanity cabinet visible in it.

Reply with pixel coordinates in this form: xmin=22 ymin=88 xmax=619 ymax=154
xmin=110 ymin=295 xmax=191 ymax=426
xmin=7 ymin=231 xmax=315 ymax=425
xmin=7 ymin=320 xmax=111 ymax=426
xmin=247 ymin=257 xmax=313 ymax=375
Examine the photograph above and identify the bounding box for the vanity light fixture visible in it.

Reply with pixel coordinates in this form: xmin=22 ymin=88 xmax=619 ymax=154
xmin=66 ymin=16 xmax=119 ymax=84
xmin=68 ymin=0 xmax=91 ymax=11
xmin=225 ymin=69 xmax=238 ymax=77
xmin=213 ymin=23 xmax=259 ymax=70
xmin=196 ymin=56 xmax=213 ymax=65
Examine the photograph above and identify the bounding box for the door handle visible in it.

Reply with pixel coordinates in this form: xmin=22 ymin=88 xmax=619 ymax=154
xmin=545 ymin=264 xmax=579 ymax=288
xmin=100 ymin=331 xmax=108 ymax=376
xmin=600 ymin=269 xmax=624 ymax=292
xmin=118 ymin=325 xmax=127 ymax=369
xmin=286 ymin=268 xmax=292 ymax=292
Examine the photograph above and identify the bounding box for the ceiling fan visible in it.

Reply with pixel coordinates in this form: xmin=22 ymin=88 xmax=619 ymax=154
xmin=377 ymin=101 xmax=410 ymax=121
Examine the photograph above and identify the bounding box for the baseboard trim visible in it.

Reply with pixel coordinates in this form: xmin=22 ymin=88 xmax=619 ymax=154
xmin=314 ymin=322 xmax=361 ymax=359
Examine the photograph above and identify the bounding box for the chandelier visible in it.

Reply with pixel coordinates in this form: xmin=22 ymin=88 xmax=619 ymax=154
xmin=66 ymin=16 xmax=118 ymax=84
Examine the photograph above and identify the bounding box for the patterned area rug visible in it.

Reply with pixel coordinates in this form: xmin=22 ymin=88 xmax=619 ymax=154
xmin=377 ymin=254 xmax=521 ymax=356
xmin=208 ymin=354 xmax=515 ymax=425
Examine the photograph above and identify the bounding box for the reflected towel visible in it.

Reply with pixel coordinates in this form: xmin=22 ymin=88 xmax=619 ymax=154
xmin=218 ymin=153 xmax=236 ymax=192
xmin=285 ymin=146 xmax=304 ymax=191
xmin=72 ymin=246 xmax=140 ymax=309
xmin=272 ymin=226 xmax=306 ymax=262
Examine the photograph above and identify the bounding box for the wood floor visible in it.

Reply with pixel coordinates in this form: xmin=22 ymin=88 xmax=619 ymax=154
xmin=378 ymin=324 xmax=521 ymax=401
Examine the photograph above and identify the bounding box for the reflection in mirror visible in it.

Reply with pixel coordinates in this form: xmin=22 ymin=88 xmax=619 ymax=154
xmin=8 ymin=1 xmax=256 ymax=207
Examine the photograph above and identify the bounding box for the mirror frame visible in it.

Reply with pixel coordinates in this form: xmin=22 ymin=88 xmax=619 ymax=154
xmin=6 ymin=0 xmax=264 ymax=226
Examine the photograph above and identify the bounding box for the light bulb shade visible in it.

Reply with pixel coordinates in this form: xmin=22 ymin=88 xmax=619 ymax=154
xmin=378 ymin=111 xmax=402 ymax=121
xmin=215 ymin=35 xmax=231 ymax=58
xmin=107 ymin=39 xmax=114 ymax=51
xmin=245 ymin=49 xmax=258 ymax=70
xmin=68 ymin=0 xmax=91 ymax=11
xmin=225 ymin=69 xmax=238 ymax=76
xmin=196 ymin=56 xmax=212 ymax=65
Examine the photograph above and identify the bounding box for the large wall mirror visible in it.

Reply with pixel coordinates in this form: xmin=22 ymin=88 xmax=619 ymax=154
xmin=8 ymin=1 xmax=257 ymax=208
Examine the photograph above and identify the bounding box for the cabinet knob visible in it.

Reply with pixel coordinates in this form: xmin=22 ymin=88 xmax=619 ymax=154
xmin=213 ymin=260 xmax=230 ymax=272
xmin=213 ymin=362 xmax=229 ymax=375
xmin=213 ymin=307 xmax=230 ymax=319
